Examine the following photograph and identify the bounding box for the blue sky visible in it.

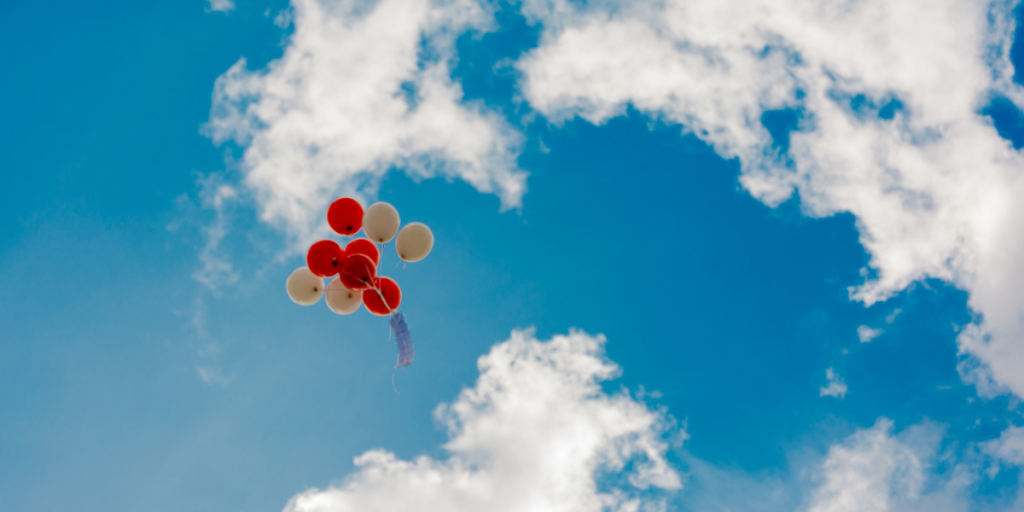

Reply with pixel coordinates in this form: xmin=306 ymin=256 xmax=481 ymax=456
xmin=3 ymin=0 xmax=1024 ymax=511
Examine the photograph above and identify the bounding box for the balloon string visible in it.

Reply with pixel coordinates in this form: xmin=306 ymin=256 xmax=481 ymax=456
xmin=367 ymin=257 xmax=396 ymax=316
xmin=334 ymin=233 xmax=398 ymax=391
xmin=337 ymin=258 xmax=393 ymax=315
xmin=377 ymin=287 xmax=395 ymax=315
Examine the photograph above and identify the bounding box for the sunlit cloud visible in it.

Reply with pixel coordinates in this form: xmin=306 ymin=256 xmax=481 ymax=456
xmin=206 ymin=0 xmax=526 ymax=247
xmin=284 ymin=329 xmax=683 ymax=512
xmin=516 ymin=0 xmax=1024 ymax=398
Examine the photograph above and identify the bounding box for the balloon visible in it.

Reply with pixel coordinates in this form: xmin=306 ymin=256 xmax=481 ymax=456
xmin=325 ymin=277 xmax=362 ymax=314
xmin=339 ymin=253 xmax=377 ymax=291
xmin=327 ymin=198 xmax=364 ymax=236
xmin=286 ymin=267 xmax=325 ymax=305
xmin=363 ymin=276 xmax=402 ymax=316
xmin=345 ymin=238 xmax=380 ymax=266
xmin=395 ymin=222 xmax=434 ymax=262
xmin=306 ymin=240 xmax=345 ymax=277
xmin=362 ymin=202 xmax=400 ymax=243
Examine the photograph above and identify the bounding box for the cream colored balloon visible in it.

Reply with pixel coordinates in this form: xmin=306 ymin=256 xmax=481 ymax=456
xmin=286 ymin=267 xmax=325 ymax=306
xmin=325 ymin=277 xmax=362 ymax=314
xmin=395 ymin=222 xmax=434 ymax=262
xmin=362 ymin=202 xmax=400 ymax=243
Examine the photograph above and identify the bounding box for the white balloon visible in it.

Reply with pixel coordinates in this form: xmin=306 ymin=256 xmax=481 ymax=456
xmin=286 ymin=267 xmax=325 ymax=306
xmin=395 ymin=222 xmax=434 ymax=262
xmin=362 ymin=202 xmax=400 ymax=243
xmin=325 ymin=277 xmax=362 ymax=315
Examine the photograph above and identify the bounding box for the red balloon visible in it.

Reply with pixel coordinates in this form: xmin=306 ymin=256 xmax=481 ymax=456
xmin=339 ymin=253 xmax=377 ymax=291
xmin=306 ymin=240 xmax=345 ymax=277
xmin=344 ymin=238 xmax=380 ymax=266
xmin=363 ymin=277 xmax=401 ymax=316
xmin=327 ymin=198 xmax=364 ymax=236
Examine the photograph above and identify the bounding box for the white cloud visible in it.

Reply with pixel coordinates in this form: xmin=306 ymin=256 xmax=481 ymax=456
xmin=676 ymin=418 xmax=1020 ymax=512
xmin=268 ymin=329 xmax=1024 ymax=512
xmin=886 ymin=309 xmax=903 ymax=325
xmin=820 ymin=368 xmax=848 ymax=399
xmin=274 ymin=8 xmax=293 ymax=28
xmin=807 ymin=420 xmax=921 ymax=512
xmin=206 ymin=0 xmax=527 ymax=245
xmin=192 ymin=180 xmax=241 ymax=291
xmin=205 ymin=0 xmax=1024 ymax=399
xmin=196 ymin=366 xmax=231 ymax=385
xmin=207 ymin=0 xmax=235 ymax=13
xmin=805 ymin=419 xmax=973 ymax=512
xmin=857 ymin=325 xmax=883 ymax=343
xmin=283 ymin=329 xmax=682 ymax=512
xmin=515 ymin=0 xmax=1024 ymax=397
xmin=985 ymin=425 xmax=1024 ymax=466
xmin=167 ymin=174 xmax=244 ymax=292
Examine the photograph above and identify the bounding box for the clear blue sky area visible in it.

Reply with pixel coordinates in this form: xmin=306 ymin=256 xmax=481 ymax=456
xmin=2 ymin=1 xmax=1024 ymax=511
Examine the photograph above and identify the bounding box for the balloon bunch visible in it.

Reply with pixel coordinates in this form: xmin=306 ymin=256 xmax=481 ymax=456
xmin=285 ymin=198 xmax=432 ymax=341
xmin=286 ymin=197 xmax=433 ymax=312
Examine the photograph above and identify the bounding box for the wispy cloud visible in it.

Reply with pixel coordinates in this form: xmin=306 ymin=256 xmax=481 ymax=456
xmin=820 ymin=368 xmax=847 ymax=399
xmin=168 ymin=174 xmax=243 ymax=293
xmin=857 ymin=325 xmax=883 ymax=343
xmin=886 ymin=308 xmax=903 ymax=324
xmin=206 ymin=0 xmax=234 ymax=13
xmin=273 ymin=8 xmax=292 ymax=28
xmin=192 ymin=180 xmax=240 ymax=292
xmin=985 ymin=425 xmax=1024 ymax=467
xmin=196 ymin=366 xmax=231 ymax=385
